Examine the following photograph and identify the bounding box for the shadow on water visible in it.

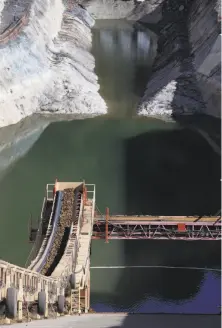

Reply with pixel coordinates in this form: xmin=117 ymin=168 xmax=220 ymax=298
xmin=91 ymin=123 xmax=221 ymax=314
xmin=0 ymin=120 xmax=220 ymax=315
xmin=124 ymin=127 xmax=220 ymax=215
xmin=0 ymin=117 xmax=172 ymax=265
xmin=91 ymin=240 xmax=221 ymax=313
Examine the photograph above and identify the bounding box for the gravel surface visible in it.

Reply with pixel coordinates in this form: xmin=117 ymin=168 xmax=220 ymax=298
xmin=40 ymin=188 xmax=75 ymax=276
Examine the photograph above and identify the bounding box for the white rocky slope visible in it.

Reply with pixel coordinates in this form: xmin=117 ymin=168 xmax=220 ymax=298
xmin=0 ymin=0 xmax=107 ymax=128
xmin=0 ymin=0 xmax=220 ymax=128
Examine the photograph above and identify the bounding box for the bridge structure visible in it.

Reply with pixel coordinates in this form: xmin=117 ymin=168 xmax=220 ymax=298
xmin=93 ymin=208 xmax=221 ymax=242
xmin=0 ymin=180 xmax=221 ymax=324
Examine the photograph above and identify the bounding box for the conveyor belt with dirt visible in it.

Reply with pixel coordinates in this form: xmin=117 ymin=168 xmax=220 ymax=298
xmin=35 ymin=188 xmax=76 ymax=276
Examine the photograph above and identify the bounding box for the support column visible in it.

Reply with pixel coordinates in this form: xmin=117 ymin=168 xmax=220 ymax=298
xmin=56 ymin=285 xmax=60 ymax=317
xmin=105 ymin=207 xmax=109 ymax=243
xmin=44 ymin=283 xmax=48 ymax=318
xmin=69 ymin=290 xmax=73 ymax=314
xmin=88 ymin=272 xmax=90 ymax=311
xmin=36 ymin=280 xmax=41 ymax=319
xmin=5 ymin=270 xmax=11 ymax=324
xmin=5 ymin=269 xmax=11 ymax=290
xmin=78 ymin=287 xmax=81 ymax=315
xmin=84 ymin=287 xmax=88 ymax=313
xmin=18 ymin=277 xmax=23 ymax=321
xmin=1 ymin=269 xmax=6 ymax=299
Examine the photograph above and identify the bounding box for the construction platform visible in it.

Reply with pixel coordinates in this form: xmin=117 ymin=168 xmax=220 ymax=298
xmin=0 ymin=180 xmax=95 ymax=323
xmin=0 ymin=180 xmax=221 ymax=325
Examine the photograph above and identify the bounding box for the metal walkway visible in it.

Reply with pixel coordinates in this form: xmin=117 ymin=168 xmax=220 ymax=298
xmin=93 ymin=210 xmax=221 ymax=241
xmin=0 ymin=181 xmax=95 ymax=323
xmin=0 ymin=180 xmax=220 ymax=324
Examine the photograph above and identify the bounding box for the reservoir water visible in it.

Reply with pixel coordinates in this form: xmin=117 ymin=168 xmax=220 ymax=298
xmin=92 ymin=20 xmax=156 ymax=117
xmin=0 ymin=20 xmax=220 ymax=314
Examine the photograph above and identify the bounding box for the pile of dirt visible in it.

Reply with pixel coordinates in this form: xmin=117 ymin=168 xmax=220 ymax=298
xmin=40 ymin=188 xmax=75 ymax=275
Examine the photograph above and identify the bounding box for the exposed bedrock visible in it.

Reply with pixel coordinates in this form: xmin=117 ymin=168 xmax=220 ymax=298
xmin=0 ymin=0 xmax=220 ymax=127
xmin=0 ymin=0 xmax=107 ymax=128
xmin=136 ymin=0 xmax=221 ymax=118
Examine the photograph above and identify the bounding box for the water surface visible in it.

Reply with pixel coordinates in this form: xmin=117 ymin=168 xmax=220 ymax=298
xmin=0 ymin=20 xmax=220 ymax=315
xmin=90 ymin=240 xmax=221 ymax=314
xmin=92 ymin=20 xmax=156 ymax=117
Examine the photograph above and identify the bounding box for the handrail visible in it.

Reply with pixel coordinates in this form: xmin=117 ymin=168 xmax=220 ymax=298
xmin=46 ymin=184 xmax=54 ymax=201
xmin=25 ymin=197 xmax=47 ymax=268
xmin=0 ymin=260 xmax=58 ymax=282
xmin=69 ymin=195 xmax=83 ymax=274
xmin=0 ymin=182 xmax=95 ymax=316
xmin=35 ymin=192 xmax=63 ymax=273
xmin=78 ymin=184 xmax=95 ymax=287
xmin=28 ymin=192 xmax=58 ymax=271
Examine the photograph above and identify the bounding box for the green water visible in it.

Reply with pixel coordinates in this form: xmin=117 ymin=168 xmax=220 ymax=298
xmin=92 ymin=20 xmax=157 ymax=117
xmin=0 ymin=19 xmax=220 ymax=314
xmin=0 ymin=117 xmax=220 ymax=266
xmin=0 ymin=117 xmax=169 ymax=264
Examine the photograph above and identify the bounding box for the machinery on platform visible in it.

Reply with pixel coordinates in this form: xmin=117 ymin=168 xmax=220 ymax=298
xmin=0 ymin=180 xmax=95 ymax=323
xmin=0 ymin=179 xmax=221 ymax=324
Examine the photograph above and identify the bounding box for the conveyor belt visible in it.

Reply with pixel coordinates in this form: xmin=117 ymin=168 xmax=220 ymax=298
xmin=35 ymin=191 xmax=64 ymax=274
xmin=29 ymin=191 xmax=60 ymax=271
xmin=39 ymin=189 xmax=75 ymax=276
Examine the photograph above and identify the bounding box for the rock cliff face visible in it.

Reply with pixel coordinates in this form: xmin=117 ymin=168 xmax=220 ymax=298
xmin=0 ymin=0 xmax=107 ymax=128
xmin=82 ymin=0 xmax=136 ymax=19
xmin=0 ymin=0 xmax=220 ymax=127
xmin=84 ymin=0 xmax=220 ymax=118
xmin=136 ymin=0 xmax=221 ymax=118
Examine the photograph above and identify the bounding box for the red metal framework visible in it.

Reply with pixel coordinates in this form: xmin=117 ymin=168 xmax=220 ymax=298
xmin=92 ymin=208 xmax=221 ymax=241
xmin=93 ymin=220 xmax=221 ymax=240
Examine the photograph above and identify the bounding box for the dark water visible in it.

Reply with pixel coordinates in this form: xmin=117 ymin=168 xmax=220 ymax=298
xmin=0 ymin=117 xmax=220 ymax=313
xmin=92 ymin=20 xmax=156 ymax=117
xmin=90 ymin=240 xmax=221 ymax=314
xmin=0 ymin=20 xmax=220 ymax=315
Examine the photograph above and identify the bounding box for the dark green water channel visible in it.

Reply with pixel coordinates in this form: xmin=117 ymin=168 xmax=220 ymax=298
xmin=0 ymin=20 xmax=220 ymax=314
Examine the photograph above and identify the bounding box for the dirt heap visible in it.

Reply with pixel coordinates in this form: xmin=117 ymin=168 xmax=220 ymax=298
xmin=40 ymin=188 xmax=75 ymax=275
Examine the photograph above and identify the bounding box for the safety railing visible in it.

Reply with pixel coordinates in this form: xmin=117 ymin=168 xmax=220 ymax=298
xmin=25 ymin=197 xmax=47 ymax=267
xmin=46 ymin=184 xmax=54 ymax=201
xmin=71 ymin=193 xmax=84 ymax=272
xmin=0 ymin=260 xmax=61 ymax=303
xmin=34 ymin=192 xmax=63 ymax=273
xmin=85 ymin=183 xmax=96 ymax=205
xmin=28 ymin=192 xmax=58 ymax=271
xmin=79 ymin=202 xmax=93 ymax=288
xmin=0 ymin=181 xmax=95 ymax=319
xmin=76 ymin=184 xmax=95 ymax=289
